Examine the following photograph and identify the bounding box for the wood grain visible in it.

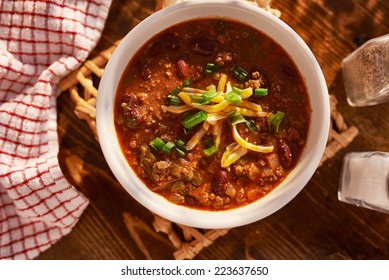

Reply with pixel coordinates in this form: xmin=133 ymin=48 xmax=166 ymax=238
xmin=37 ymin=0 xmax=389 ymax=260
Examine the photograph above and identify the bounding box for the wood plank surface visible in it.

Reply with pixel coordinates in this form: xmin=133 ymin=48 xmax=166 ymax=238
xmin=37 ymin=0 xmax=389 ymax=260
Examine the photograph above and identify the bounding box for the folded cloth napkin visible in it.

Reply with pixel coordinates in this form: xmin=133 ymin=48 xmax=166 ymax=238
xmin=0 ymin=0 xmax=112 ymax=259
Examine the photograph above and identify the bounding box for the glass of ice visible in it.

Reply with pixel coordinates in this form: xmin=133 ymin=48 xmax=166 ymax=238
xmin=339 ymin=151 xmax=389 ymax=213
xmin=342 ymin=34 xmax=389 ymax=107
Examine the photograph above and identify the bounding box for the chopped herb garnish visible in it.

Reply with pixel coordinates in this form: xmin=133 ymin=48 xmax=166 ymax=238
xmin=225 ymin=90 xmax=242 ymax=104
xmin=232 ymin=86 xmax=243 ymax=95
xmin=182 ymin=111 xmax=208 ymax=129
xmin=203 ymin=137 xmax=218 ymax=157
xmin=183 ymin=78 xmax=192 ymax=88
xmin=268 ymin=111 xmax=285 ymax=133
xmin=205 ymin=63 xmax=220 ymax=75
xmin=170 ymin=87 xmax=181 ymax=95
xmin=204 ymin=145 xmax=218 ymax=157
xmin=254 ymin=88 xmax=268 ymax=97
xmin=190 ymin=95 xmax=204 ymax=104
xmin=201 ymin=87 xmax=217 ymax=104
xmin=150 ymin=137 xmax=165 ymax=151
xmin=167 ymin=86 xmax=182 ymax=105
xmin=227 ymin=109 xmax=246 ymax=125
xmin=233 ymin=66 xmax=249 ymax=82
xmin=246 ymin=119 xmax=259 ymax=132
xmin=175 ymin=139 xmax=187 ymax=152
xmin=167 ymin=94 xmax=181 ymax=106
xmin=176 ymin=148 xmax=186 ymax=157
xmin=162 ymin=141 xmax=175 ymax=154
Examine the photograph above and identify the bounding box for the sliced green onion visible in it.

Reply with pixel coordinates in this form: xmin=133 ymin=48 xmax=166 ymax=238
xmin=167 ymin=94 xmax=181 ymax=106
xmin=233 ymin=66 xmax=249 ymax=82
xmin=175 ymin=139 xmax=187 ymax=152
xmin=183 ymin=78 xmax=192 ymax=88
xmin=182 ymin=111 xmax=208 ymax=129
xmin=246 ymin=119 xmax=259 ymax=132
xmin=254 ymin=88 xmax=268 ymax=97
xmin=202 ymin=137 xmax=214 ymax=148
xmin=202 ymin=137 xmax=218 ymax=157
xmin=201 ymin=87 xmax=217 ymax=104
xmin=176 ymin=148 xmax=186 ymax=157
xmin=170 ymin=87 xmax=181 ymax=95
xmin=168 ymin=86 xmax=182 ymax=105
xmin=205 ymin=63 xmax=220 ymax=75
xmin=225 ymin=91 xmax=242 ymax=105
xmin=150 ymin=137 xmax=165 ymax=151
xmin=268 ymin=111 xmax=285 ymax=133
xmin=232 ymin=86 xmax=243 ymax=95
xmin=190 ymin=95 xmax=204 ymax=104
xmin=227 ymin=109 xmax=246 ymax=125
xmin=162 ymin=141 xmax=175 ymax=153
xmin=204 ymin=145 xmax=218 ymax=157
xmin=206 ymin=84 xmax=216 ymax=91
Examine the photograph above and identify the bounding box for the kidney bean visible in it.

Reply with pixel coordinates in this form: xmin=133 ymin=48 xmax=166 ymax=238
xmin=124 ymin=107 xmax=142 ymax=128
xmin=278 ymin=140 xmax=293 ymax=169
xmin=176 ymin=59 xmax=189 ymax=78
xmin=121 ymin=93 xmax=143 ymax=129
xmin=123 ymin=90 xmax=138 ymax=105
xmin=212 ymin=170 xmax=229 ymax=196
xmin=190 ymin=36 xmax=214 ymax=56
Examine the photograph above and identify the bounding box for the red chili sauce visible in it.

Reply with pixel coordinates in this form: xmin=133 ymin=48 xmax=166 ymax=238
xmin=114 ymin=18 xmax=311 ymax=210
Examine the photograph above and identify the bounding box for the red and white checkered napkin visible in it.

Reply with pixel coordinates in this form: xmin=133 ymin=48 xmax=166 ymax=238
xmin=0 ymin=0 xmax=112 ymax=259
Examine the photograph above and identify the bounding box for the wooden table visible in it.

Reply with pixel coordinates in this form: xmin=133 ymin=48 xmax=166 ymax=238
xmin=37 ymin=0 xmax=389 ymax=259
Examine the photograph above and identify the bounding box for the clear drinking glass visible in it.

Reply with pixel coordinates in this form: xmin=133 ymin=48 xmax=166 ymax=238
xmin=339 ymin=151 xmax=389 ymax=213
xmin=342 ymin=34 xmax=389 ymax=107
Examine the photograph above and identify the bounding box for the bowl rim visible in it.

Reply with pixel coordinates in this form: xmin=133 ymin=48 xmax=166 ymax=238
xmin=96 ymin=0 xmax=330 ymax=229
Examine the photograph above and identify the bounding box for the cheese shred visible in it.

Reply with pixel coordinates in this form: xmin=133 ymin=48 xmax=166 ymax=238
xmin=162 ymin=75 xmax=271 ymax=168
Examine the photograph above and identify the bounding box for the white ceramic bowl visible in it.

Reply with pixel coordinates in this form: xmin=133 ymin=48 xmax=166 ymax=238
xmin=97 ymin=0 xmax=330 ymax=229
